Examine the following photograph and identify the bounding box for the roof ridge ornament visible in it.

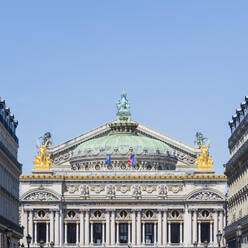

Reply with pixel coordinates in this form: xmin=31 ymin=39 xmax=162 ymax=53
xmin=116 ymin=89 xmax=131 ymax=121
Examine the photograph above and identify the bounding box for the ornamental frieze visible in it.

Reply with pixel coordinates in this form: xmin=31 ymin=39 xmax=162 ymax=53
xmin=116 ymin=184 xmax=131 ymax=193
xmin=91 ymin=184 xmax=105 ymax=193
xmin=142 ymin=184 xmax=156 ymax=193
xmin=66 ymin=184 xmax=78 ymax=194
xmin=168 ymin=184 xmax=183 ymax=193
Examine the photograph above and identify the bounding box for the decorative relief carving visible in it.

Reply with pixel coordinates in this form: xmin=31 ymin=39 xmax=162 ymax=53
xmin=66 ymin=184 xmax=78 ymax=194
xmin=106 ymin=185 xmax=116 ymax=199
xmin=90 ymin=210 xmax=105 ymax=220
xmin=189 ymin=191 xmax=223 ymax=201
xmin=132 ymin=185 xmax=142 ymax=199
xmin=168 ymin=184 xmax=183 ymax=193
xmin=116 ymin=184 xmax=131 ymax=193
xmin=168 ymin=210 xmax=183 ymax=220
xmin=142 ymin=184 xmax=156 ymax=193
xmin=91 ymin=184 xmax=105 ymax=193
xmin=117 ymin=210 xmax=130 ymax=220
xmin=79 ymin=184 xmax=89 ymax=198
xmin=158 ymin=185 xmax=167 ymax=198
xmin=34 ymin=210 xmax=49 ymax=220
xmin=24 ymin=190 xmax=59 ymax=201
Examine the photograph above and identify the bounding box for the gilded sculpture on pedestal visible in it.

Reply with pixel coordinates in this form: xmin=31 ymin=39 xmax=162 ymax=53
xmin=195 ymin=141 xmax=214 ymax=170
xmin=34 ymin=141 xmax=52 ymax=170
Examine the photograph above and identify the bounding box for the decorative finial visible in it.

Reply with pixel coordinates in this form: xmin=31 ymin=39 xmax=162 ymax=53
xmin=195 ymin=141 xmax=214 ymax=171
xmin=34 ymin=140 xmax=52 ymax=171
xmin=116 ymin=90 xmax=131 ymax=120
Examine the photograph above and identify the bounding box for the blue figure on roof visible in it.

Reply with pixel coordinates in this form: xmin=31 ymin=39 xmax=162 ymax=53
xmin=116 ymin=89 xmax=131 ymax=119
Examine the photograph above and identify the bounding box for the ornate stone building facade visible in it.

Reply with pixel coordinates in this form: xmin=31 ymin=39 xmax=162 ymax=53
xmin=225 ymin=96 xmax=248 ymax=248
xmin=20 ymin=92 xmax=226 ymax=247
xmin=0 ymin=98 xmax=23 ymax=248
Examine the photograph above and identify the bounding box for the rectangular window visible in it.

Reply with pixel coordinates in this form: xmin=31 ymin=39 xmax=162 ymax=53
xmin=171 ymin=223 xmax=180 ymax=243
xmin=37 ymin=223 xmax=46 ymax=243
xmin=67 ymin=223 xmax=76 ymax=243
xmin=145 ymin=223 xmax=154 ymax=244
xmin=93 ymin=223 xmax=102 ymax=244
xmin=119 ymin=223 xmax=128 ymax=243
xmin=201 ymin=223 xmax=210 ymax=243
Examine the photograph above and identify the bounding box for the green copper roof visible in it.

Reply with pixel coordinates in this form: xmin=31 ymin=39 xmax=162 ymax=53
xmin=73 ymin=133 xmax=173 ymax=156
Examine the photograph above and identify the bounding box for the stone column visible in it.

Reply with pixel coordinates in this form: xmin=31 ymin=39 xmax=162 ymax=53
xmin=210 ymin=221 xmax=213 ymax=244
xmin=55 ymin=210 xmax=59 ymax=246
xmin=193 ymin=210 xmax=197 ymax=243
xmin=213 ymin=210 xmax=218 ymax=245
xmin=128 ymin=221 xmax=131 ymax=244
xmin=85 ymin=210 xmax=90 ymax=245
xmin=46 ymin=221 xmax=49 ymax=243
xmin=102 ymin=222 xmax=105 ymax=244
xmin=180 ymin=221 xmax=183 ymax=244
xmin=34 ymin=221 xmax=37 ymax=244
xmin=111 ymin=210 xmax=115 ymax=245
xmin=163 ymin=210 xmax=167 ymax=245
xmin=64 ymin=221 xmax=68 ymax=244
xmin=158 ymin=210 xmax=162 ymax=245
xmin=137 ymin=210 xmax=141 ymax=245
xmin=116 ymin=221 xmax=119 ymax=244
xmin=106 ymin=211 xmax=110 ymax=245
xmin=59 ymin=209 xmax=64 ymax=246
xmin=142 ymin=221 xmax=145 ymax=244
xmin=184 ymin=208 xmax=192 ymax=245
xmin=22 ymin=210 xmax=28 ymax=245
xmin=90 ymin=221 xmax=93 ymax=244
xmin=219 ymin=210 xmax=224 ymax=244
xmin=154 ymin=221 xmax=157 ymax=244
xmin=80 ymin=211 xmax=84 ymax=246
xmin=76 ymin=221 xmax=79 ymax=244
xmin=132 ymin=210 xmax=136 ymax=245
xmin=168 ymin=221 xmax=171 ymax=244
xmin=223 ymin=210 xmax=226 ymax=246
xmin=28 ymin=211 xmax=33 ymax=242
xmin=50 ymin=212 xmax=54 ymax=243
xmin=198 ymin=221 xmax=201 ymax=243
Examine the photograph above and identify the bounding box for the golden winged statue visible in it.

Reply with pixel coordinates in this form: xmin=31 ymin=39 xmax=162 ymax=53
xmin=34 ymin=141 xmax=52 ymax=170
xmin=195 ymin=141 xmax=213 ymax=171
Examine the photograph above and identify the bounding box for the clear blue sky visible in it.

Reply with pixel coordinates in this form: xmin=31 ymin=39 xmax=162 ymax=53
xmin=0 ymin=1 xmax=247 ymax=175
